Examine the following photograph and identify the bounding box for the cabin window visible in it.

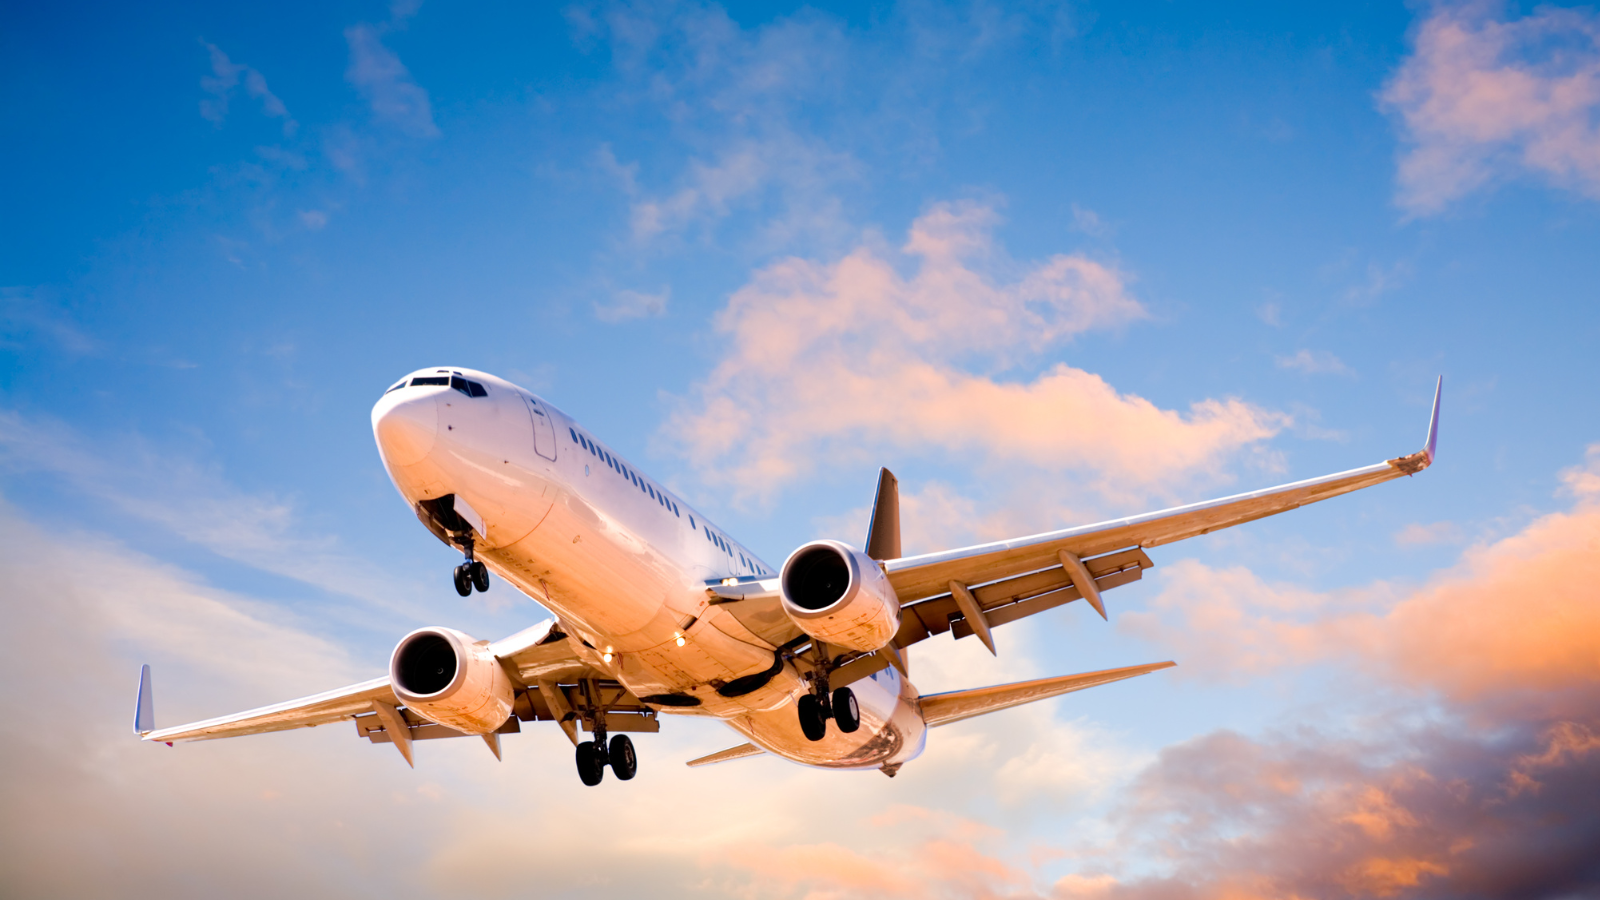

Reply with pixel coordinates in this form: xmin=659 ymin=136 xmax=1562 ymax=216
xmin=569 ymin=428 xmax=579 ymax=443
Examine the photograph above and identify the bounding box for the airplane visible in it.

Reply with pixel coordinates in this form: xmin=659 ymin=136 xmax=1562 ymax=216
xmin=133 ymin=368 xmax=1441 ymax=784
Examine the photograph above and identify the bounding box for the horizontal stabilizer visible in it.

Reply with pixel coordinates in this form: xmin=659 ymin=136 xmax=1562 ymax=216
xmin=686 ymin=742 xmax=765 ymax=768
xmin=919 ymin=661 xmax=1175 ymax=727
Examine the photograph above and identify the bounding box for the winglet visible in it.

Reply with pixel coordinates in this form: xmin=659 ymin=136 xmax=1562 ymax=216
xmin=865 ymin=468 xmax=901 ymax=561
xmin=1423 ymin=375 xmax=1442 ymax=465
xmin=134 ymin=664 xmax=154 ymax=736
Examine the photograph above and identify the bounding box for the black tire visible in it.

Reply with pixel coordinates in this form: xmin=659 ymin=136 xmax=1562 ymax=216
xmin=832 ymin=687 xmax=860 ymax=733
xmin=798 ymin=693 xmax=827 ymax=742
xmin=609 ymin=734 xmax=638 ymax=781
xmin=576 ymin=740 xmax=605 ymax=786
xmin=470 ymin=560 xmax=490 ymax=593
xmin=452 ymin=565 xmax=472 ymax=597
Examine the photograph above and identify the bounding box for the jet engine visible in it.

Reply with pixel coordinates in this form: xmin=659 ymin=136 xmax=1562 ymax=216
xmin=389 ymin=626 xmax=514 ymax=735
xmin=779 ymin=540 xmax=901 ymax=652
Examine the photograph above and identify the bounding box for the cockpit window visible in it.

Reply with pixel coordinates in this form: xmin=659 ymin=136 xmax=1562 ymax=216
xmin=384 ymin=380 xmax=407 ymax=394
xmin=449 ymin=376 xmax=488 ymax=397
xmin=411 ymin=376 xmax=449 ymax=387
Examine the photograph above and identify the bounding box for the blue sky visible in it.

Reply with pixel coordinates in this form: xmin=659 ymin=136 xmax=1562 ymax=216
xmin=3 ymin=1 xmax=1600 ymax=897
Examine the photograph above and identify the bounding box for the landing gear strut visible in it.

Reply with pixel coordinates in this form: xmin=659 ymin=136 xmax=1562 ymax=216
xmin=452 ymin=538 xmax=490 ymax=597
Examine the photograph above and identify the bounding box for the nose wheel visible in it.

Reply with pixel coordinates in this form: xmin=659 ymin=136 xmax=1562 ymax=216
xmin=452 ymin=560 xmax=490 ymax=597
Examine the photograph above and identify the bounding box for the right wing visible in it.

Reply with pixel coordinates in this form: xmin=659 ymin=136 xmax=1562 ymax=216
xmin=887 ymin=378 xmax=1441 ymax=648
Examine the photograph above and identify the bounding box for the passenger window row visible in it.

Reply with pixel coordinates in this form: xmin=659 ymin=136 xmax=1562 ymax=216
xmin=569 ymin=427 xmax=682 ymax=520
xmin=565 ymin=425 xmax=768 ymax=577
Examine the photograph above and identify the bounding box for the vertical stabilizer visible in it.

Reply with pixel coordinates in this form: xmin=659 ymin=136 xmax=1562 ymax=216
xmin=865 ymin=468 xmax=901 ymax=561
xmin=134 ymin=664 xmax=154 ymax=736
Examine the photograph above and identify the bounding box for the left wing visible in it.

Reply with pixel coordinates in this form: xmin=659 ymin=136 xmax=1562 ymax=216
xmin=139 ymin=618 xmax=636 ymax=763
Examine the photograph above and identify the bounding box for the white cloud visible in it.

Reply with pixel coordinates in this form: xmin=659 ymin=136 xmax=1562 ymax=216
xmin=595 ymin=287 xmax=669 ymax=322
xmin=1274 ymin=349 xmax=1353 ymax=376
xmin=198 ymin=41 xmax=297 ymax=137
xmin=345 ymin=25 xmax=439 ymax=138
xmin=1382 ymin=2 xmax=1600 ymax=214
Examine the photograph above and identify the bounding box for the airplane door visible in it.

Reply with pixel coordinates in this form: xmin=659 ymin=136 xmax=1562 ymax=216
xmin=524 ymin=397 xmax=558 ymax=461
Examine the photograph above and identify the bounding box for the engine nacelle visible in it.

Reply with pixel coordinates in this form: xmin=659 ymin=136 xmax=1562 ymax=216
xmin=389 ymin=626 xmax=514 ymax=735
xmin=779 ymin=540 xmax=901 ymax=653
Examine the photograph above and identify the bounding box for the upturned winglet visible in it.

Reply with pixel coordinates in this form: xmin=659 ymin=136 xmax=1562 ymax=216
xmin=1423 ymin=375 xmax=1441 ymax=466
xmin=134 ymin=664 xmax=154 ymax=736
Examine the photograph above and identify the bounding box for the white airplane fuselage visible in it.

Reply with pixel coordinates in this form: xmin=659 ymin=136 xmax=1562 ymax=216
xmin=372 ymin=367 xmax=928 ymax=770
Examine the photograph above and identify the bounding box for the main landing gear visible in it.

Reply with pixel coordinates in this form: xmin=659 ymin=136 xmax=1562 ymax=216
xmin=452 ymin=538 xmax=490 ymax=597
xmin=575 ymin=729 xmax=637 ymax=786
xmin=798 ymin=686 xmax=860 ymax=742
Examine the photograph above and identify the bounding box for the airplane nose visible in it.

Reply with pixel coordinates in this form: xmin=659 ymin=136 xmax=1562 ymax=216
xmin=373 ymin=391 xmax=438 ymax=467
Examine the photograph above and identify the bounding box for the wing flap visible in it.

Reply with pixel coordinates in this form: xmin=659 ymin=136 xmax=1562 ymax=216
xmin=919 ymin=661 xmax=1176 ymax=727
xmin=895 ymin=548 xmax=1152 ymax=647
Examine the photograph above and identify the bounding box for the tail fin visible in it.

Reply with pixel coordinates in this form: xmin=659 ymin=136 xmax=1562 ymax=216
xmin=134 ymin=664 xmax=154 ymax=736
xmin=919 ymin=661 xmax=1174 ymax=727
xmin=864 ymin=468 xmax=901 ymax=561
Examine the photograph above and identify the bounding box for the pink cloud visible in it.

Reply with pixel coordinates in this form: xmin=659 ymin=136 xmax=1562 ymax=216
xmin=1382 ymin=1 xmax=1600 ymax=213
xmin=664 ymin=201 xmax=1285 ymax=505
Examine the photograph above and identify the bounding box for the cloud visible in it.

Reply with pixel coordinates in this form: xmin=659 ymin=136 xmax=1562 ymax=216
xmin=1090 ymin=717 xmax=1600 ymax=900
xmin=1275 ymin=348 xmax=1353 ymax=376
xmin=596 ymin=287 xmax=669 ymax=322
xmin=345 ymin=25 xmax=439 ymax=138
xmin=1124 ymin=443 xmax=1600 ymax=711
xmin=198 ymin=41 xmax=297 ymax=136
xmin=1382 ymin=1 xmax=1600 ymax=214
xmin=0 ymin=409 xmax=436 ymax=620
xmin=663 ymin=201 xmax=1285 ymax=505
xmin=0 ymin=287 xmax=97 ymax=355
xmin=1394 ymin=520 xmax=1463 ymax=546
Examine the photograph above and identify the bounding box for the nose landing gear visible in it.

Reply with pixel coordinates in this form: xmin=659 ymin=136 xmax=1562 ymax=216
xmin=451 ymin=538 xmax=490 ymax=597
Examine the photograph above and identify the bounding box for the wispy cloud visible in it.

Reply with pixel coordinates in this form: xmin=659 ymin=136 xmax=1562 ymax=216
xmin=1382 ymin=2 xmax=1600 ymax=214
xmin=198 ymin=41 xmax=297 ymax=136
xmin=663 ymin=201 xmax=1285 ymax=507
xmin=1275 ymin=348 xmax=1353 ymax=376
xmin=0 ymin=287 xmax=97 ymax=355
xmin=595 ymin=287 xmax=669 ymax=322
xmin=0 ymin=409 xmax=434 ymax=619
xmin=345 ymin=24 xmax=439 ymax=138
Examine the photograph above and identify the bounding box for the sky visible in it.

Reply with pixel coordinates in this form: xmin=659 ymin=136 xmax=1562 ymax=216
xmin=2 ymin=0 xmax=1599 ymax=897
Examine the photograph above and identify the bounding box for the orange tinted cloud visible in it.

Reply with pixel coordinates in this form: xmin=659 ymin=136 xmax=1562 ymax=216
xmin=1124 ymin=446 xmax=1600 ymax=708
xmin=1382 ymin=2 xmax=1600 ymax=214
xmin=666 ymin=201 xmax=1285 ymax=504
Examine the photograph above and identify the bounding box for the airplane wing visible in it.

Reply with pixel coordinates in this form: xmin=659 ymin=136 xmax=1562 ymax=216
xmin=138 ymin=617 xmax=645 ymax=764
xmin=885 ymin=378 xmax=1441 ymax=650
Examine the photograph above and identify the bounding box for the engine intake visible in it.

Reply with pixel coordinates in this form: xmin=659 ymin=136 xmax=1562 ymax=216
xmin=389 ymin=626 xmax=514 ymax=735
xmin=780 ymin=540 xmax=901 ymax=652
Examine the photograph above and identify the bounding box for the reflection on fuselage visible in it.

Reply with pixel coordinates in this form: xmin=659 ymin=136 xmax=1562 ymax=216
xmin=371 ymin=367 xmax=928 ymax=771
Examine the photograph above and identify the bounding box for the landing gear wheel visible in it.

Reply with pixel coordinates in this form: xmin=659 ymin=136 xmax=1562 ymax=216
xmin=609 ymin=734 xmax=637 ymax=780
xmin=832 ymin=687 xmax=860 ymax=733
xmin=576 ymin=740 xmax=606 ymax=786
xmin=470 ymin=560 xmax=490 ymax=593
xmin=452 ymin=564 xmax=472 ymax=597
xmin=798 ymin=693 xmax=827 ymax=742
